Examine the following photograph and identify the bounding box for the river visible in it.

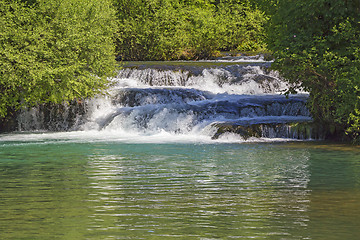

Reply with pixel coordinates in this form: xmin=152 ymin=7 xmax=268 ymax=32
xmin=1 ymin=57 xmax=359 ymax=239
xmin=0 ymin=140 xmax=359 ymax=239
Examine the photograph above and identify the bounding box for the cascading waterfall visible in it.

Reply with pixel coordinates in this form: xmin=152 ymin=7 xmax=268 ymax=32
xmin=14 ymin=59 xmax=315 ymax=142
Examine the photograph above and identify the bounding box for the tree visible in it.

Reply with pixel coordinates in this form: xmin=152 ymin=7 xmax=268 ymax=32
xmin=114 ymin=0 xmax=220 ymax=60
xmin=114 ymin=0 xmax=191 ymax=60
xmin=215 ymin=0 xmax=267 ymax=52
xmin=0 ymin=0 xmax=117 ymax=118
xmin=266 ymin=0 xmax=360 ymax=142
xmin=114 ymin=0 xmax=267 ymax=60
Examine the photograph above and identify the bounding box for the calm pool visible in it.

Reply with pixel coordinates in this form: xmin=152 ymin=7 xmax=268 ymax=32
xmin=0 ymin=138 xmax=359 ymax=239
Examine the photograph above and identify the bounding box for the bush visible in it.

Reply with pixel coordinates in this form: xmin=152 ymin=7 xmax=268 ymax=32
xmin=114 ymin=0 xmax=267 ymax=60
xmin=114 ymin=0 xmax=192 ymax=60
xmin=266 ymin=0 xmax=360 ymax=142
xmin=0 ymin=0 xmax=117 ymax=118
xmin=215 ymin=0 xmax=267 ymax=52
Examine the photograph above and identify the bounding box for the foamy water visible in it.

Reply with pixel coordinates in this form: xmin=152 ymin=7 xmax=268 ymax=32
xmin=2 ymin=62 xmax=311 ymax=144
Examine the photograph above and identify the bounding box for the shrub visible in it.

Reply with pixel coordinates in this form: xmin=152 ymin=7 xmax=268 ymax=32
xmin=0 ymin=0 xmax=117 ymax=118
xmin=266 ymin=0 xmax=360 ymax=142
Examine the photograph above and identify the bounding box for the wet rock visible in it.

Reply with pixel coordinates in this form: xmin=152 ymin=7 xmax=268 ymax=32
xmin=210 ymin=120 xmax=321 ymax=140
xmin=211 ymin=122 xmax=262 ymax=140
xmin=112 ymin=88 xmax=209 ymax=107
xmin=16 ymin=100 xmax=88 ymax=131
xmin=0 ymin=113 xmax=17 ymax=133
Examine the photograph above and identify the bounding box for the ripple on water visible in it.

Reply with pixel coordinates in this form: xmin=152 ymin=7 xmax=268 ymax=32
xmin=0 ymin=142 xmax=359 ymax=239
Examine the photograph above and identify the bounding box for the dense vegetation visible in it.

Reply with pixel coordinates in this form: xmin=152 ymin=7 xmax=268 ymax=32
xmin=263 ymin=0 xmax=360 ymax=142
xmin=0 ymin=0 xmax=117 ymax=119
xmin=114 ymin=0 xmax=267 ymax=60
xmin=0 ymin=0 xmax=266 ymax=120
xmin=1 ymin=0 xmax=360 ymax=143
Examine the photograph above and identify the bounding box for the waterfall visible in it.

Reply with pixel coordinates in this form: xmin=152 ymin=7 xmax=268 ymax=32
xmin=14 ymin=60 xmax=315 ymax=141
xmin=115 ymin=63 xmax=287 ymax=94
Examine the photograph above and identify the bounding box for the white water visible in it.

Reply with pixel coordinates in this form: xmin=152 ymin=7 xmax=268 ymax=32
xmin=116 ymin=65 xmax=288 ymax=94
xmin=2 ymin=63 xmax=312 ymax=144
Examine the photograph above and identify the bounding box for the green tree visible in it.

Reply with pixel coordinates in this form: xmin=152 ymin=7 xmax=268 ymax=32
xmin=0 ymin=0 xmax=117 ymax=118
xmin=114 ymin=0 xmax=221 ymax=60
xmin=114 ymin=0 xmax=191 ymax=60
xmin=266 ymin=0 xmax=360 ymax=142
xmin=215 ymin=0 xmax=267 ymax=52
xmin=114 ymin=0 xmax=267 ymax=60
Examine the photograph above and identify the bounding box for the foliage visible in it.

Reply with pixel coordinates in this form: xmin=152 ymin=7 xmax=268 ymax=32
xmin=114 ymin=0 xmax=267 ymax=60
xmin=0 ymin=0 xmax=117 ymax=118
xmin=266 ymin=0 xmax=360 ymax=142
xmin=215 ymin=0 xmax=267 ymax=52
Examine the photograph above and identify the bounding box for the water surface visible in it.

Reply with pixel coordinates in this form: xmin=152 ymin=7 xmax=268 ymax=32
xmin=1 ymin=138 xmax=359 ymax=239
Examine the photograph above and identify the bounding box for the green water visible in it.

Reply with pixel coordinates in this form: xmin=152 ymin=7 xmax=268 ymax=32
xmin=1 ymin=140 xmax=360 ymax=239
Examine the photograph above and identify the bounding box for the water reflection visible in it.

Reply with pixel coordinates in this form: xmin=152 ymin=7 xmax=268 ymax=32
xmin=85 ymin=144 xmax=312 ymax=239
xmin=0 ymin=143 xmax=94 ymax=239
xmin=306 ymin=147 xmax=360 ymax=240
xmin=1 ymin=142 xmax=360 ymax=239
